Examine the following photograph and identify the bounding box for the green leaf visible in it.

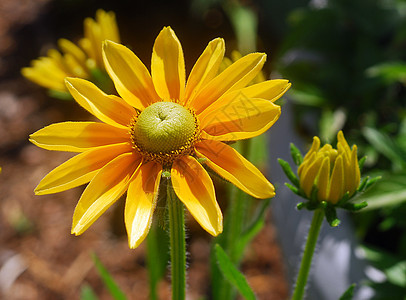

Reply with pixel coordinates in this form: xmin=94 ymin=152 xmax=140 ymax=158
xmin=362 ymin=127 xmax=406 ymax=170
xmin=366 ymin=61 xmax=406 ymax=84
xmin=362 ymin=246 xmax=406 ymax=288
xmin=278 ymin=158 xmax=300 ymax=187
xmin=288 ymin=87 xmax=326 ymax=107
xmin=92 ymin=254 xmax=127 ymax=300
xmin=355 ymin=172 xmax=406 ymax=210
xmin=235 ymin=199 xmax=269 ymax=261
xmin=338 ymin=284 xmax=355 ymax=300
xmin=80 ymin=284 xmax=99 ymax=300
xmin=319 ymin=108 xmax=346 ymax=143
xmin=290 ymin=143 xmax=303 ymax=166
xmin=214 ymin=244 xmax=256 ymax=300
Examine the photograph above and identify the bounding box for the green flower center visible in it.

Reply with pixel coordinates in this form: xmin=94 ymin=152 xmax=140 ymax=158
xmin=130 ymin=101 xmax=199 ymax=165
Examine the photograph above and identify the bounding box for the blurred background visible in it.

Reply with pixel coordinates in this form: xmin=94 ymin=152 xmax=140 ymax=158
xmin=1 ymin=0 xmax=406 ymax=299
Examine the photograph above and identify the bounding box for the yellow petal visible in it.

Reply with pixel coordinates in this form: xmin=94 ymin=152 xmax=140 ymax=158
xmin=125 ymin=161 xmax=162 ymax=248
xmin=65 ymin=77 xmax=135 ymax=128
xmin=184 ymin=38 xmax=225 ymax=104
xmin=200 ymin=98 xmax=281 ymax=141
xmin=29 ymin=122 xmax=129 ymax=152
xmin=35 ymin=143 xmax=133 ymax=195
xmin=58 ymin=38 xmax=87 ymax=68
xmin=83 ymin=17 xmax=103 ymax=66
xmin=239 ymin=80 xmax=291 ymax=102
xmin=171 ymin=156 xmax=222 ymax=236
xmin=195 ymin=140 xmax=274 ymax=199
xmin=303 ymin=136 xmax=321 ymax=161
xmin=300 ymin=154 xmax=324 ymax=197
xmin=72 ymin=152 xmax=141 ymax=235
xmin=349 ymin=145 xmax=360 ymax=195
xmin=103 ymin=40 xmax=159 ymax=109
xmin=151 ymin=27 xmax=185 ymax=101
xmin=96 ymin=9 xmax=120 ymax=44
xmin=328 ymin=155 xmax=345 ymax=204
xmin=190 ymin=52 xmax=266 ymax=114
xmin=316 ymin=157 xmax=330 ymax=201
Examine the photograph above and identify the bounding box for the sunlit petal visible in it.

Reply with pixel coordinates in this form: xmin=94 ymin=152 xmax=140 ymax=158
xmin=72 ymin=152 xmax=141 ymax=235
xmin=184 ymin=38 xmax=225 ymax=105
xmin=236 ymin=79 xmax=291 ymax=102
xmin=200 ymin=98 xmax=281 ymax=141
xmin=171 ymin=156 xmax=222 ymax=236
xmin=125 ymin=161 xmax=162 ymax=249
xmin=103 ymin=40 xmax=159 ymax=109
xmin=66 ymin=77 xmax=135 ymax=128
xmin=196 ymin=140 xmax=274 ymax=199
xmin=29 ymin=122 xmax=129 ymax=152
xmin=35 ymin=143 xmax=133 ymax=195
xmin=151 ymin=26 xmax=185 ymax=101
xmin=190 ymin=52 xmax=266 ymax=114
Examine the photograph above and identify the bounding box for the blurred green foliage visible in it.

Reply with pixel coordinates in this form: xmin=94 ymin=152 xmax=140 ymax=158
xmin=273 ymin=0 xmax=406 ymax=298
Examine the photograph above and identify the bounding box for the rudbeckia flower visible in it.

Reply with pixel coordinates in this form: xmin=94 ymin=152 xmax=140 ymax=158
xmin=30 ymin=27 xmax=291 ymax=248
xmin=298 ymin=131 xmax=361 ymax=204
xmin=22 ymin=9 xmax=120 ymax=93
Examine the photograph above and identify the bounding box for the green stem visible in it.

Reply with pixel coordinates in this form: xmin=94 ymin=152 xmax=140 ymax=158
xmin=292 ymin=209 xmax=325 ymax=300
xmin=167 ymin=181 xmax=186 ymax=300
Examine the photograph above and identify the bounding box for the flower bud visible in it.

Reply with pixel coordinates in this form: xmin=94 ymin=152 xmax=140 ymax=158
xmin=298 ymin=131 xmax=360 ymax=204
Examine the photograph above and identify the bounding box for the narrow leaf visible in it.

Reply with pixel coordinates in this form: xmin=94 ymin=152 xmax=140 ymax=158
xmin=235 ymin=199 xmax=269 ymax=261
xmin=80 ymin=284 xmax=99 ymax=300
xmin=214 ymin=244 xmax=256 ymax=300
xmin=339 ymin=284 xmax=356 ymax=300
xmin=92 ymin=254 xmax=127 ymax=300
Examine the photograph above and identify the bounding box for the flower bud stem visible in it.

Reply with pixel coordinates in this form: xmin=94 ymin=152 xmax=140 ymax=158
xmin=292 ymin=208 xmax=325 ymax=300
xmin=167 ymin=180 xmax=186 ymax=300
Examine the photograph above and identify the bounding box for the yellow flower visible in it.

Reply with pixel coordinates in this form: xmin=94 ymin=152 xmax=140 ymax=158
xmin=21 ymin=9 xmax=120 ymax=93
xmin=30 ymin=27 xmax=290 ymax=248
xmin=298 ymin=131 xmax=361 ymax=204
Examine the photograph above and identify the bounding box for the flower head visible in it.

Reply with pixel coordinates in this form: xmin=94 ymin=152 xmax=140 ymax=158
xmin=30 ymin=27 xmax=290 ymax=248
xmin=298 ymin=131 xmax=360 ymax=204
xmin=22 ymin=9 xmax=120 ymax=93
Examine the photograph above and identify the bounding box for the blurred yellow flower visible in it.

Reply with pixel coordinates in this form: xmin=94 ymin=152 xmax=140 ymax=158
xmin=298 ymin=131 xmax=361 ymax=204
xmin=21 ymin=9 xmax=120 ymax=93
xmin=30 ymin=27 xmax=290 ymax=248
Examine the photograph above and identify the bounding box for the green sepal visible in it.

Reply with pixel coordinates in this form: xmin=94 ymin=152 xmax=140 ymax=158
xmin=357 ymin=176 xmax=369 ymax=192
xmin=297 ymin=202 xmax=306 ymax=210
xmin=48 ymin=89 xmax=73 ymax=100
xmin=336 ymin=191 xmax=350 ymax=206
xmin=290 ymin=143 xmax=303 ymax=166
xmin=325 ymin=204 xmax=340 ymax=227
xmin=364 ymin=176 xmax=381 ymax=190
xmin=285 ymin=183 xmax=301 ymax=196
xmin=342 ymin=201 xmax=368 ymax=211
xmin=358 ymin=156 xmax=366 ymax=170
xmin=339 ymin=284 xmax=356 ymax=300
xmin=278 ymin=158 xmax=300 ymax=187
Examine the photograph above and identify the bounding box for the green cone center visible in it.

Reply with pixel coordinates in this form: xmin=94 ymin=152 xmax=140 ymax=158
xmin=133 ymin=102 xmax=197 ymax=154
